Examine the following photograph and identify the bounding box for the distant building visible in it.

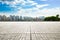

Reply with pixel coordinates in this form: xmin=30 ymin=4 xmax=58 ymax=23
xmin=39 ymin=16 xmax=45 ymax=21
xmin=0 ymin=15 xmax=2 ymax=21
xmin=15 ymin=16 xmax=19 ymax=21
xmin=24 ymin=17 xmax=33 ymax=21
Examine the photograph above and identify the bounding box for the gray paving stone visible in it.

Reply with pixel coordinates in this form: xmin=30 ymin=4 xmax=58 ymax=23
xmin=0 ymin=22 xmax=60 ymax=40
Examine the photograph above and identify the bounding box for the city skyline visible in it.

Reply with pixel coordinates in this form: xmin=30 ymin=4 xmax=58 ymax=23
xmin=0 ymin=15 xmax=45 ymax=21
xmin=0 ymin=0 xmax=60 ymax=17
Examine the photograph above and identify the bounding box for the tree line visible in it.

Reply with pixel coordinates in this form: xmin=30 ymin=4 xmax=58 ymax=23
xmin=44 ymin=14 xmax=60 ymax=21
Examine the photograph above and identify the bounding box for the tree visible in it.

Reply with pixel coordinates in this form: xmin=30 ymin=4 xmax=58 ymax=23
xmin=44 ymin=14 xmax=60 ymax=21
xmin=56 ymin=14 xmax=59 ymax=18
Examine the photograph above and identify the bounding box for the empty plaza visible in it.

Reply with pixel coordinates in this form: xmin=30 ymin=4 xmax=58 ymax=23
xmin=0 ymin=22 xmax=60 ymax=40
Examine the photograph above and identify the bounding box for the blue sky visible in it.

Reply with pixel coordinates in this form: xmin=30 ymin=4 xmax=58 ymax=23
xmin=0 ymin=0 xmax=60 ymax=17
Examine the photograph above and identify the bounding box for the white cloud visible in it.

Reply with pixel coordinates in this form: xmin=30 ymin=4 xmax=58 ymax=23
xmin=1 ymin=0 xmax=59 ymax=17
xmin=34 ymin=7 xmax=60 ymax=17
xmin=36 ymin=4 xmax=49 ymax=8
xmin=14 ymin=7 xmax=60 ymax=17
xmin=40 ymin=0 xmax=48 ymax=1
xmin=0 ymin=0 xmax=49 ymax=8
xmin=0 ymin=7 xmax=60 ymax=17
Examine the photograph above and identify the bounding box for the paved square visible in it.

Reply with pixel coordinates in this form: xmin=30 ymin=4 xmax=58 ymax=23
xmin=0 ymin=22 xmax=60 ymax=40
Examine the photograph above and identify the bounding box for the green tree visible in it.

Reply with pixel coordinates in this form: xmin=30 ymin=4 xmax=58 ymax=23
xmin=44 ymin=14 xmax=60 ymax=21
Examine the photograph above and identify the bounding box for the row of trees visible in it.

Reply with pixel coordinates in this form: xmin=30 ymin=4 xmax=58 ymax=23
xmin=44 ymin=14 xmax=60 ymax=21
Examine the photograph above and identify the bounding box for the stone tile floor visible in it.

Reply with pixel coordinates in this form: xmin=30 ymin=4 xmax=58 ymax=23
xmin=0 ymin=22 xmax=60 ymax=40
xmin=0 ymin=33 xmax=60 ymax=40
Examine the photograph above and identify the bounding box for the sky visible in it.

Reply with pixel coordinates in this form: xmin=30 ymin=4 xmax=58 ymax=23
xmin=0 ymin=0 xmax=60 ymax=17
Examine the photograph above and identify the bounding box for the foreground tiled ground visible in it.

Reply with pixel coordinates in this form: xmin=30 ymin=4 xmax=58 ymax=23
xmin=0 ymin=33 xmax=60 ymax=40
xmin=0 ymin=22 xmax=60 ymax=40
